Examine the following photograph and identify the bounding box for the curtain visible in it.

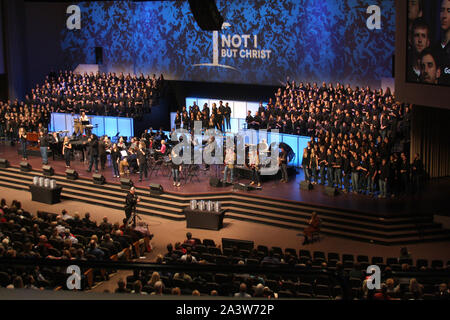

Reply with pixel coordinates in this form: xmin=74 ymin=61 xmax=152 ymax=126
xmin=411 ymin=105 xmax=450 ymax=178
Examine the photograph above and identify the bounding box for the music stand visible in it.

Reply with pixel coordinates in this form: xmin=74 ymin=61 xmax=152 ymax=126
xmin=126 ymin=206 xmax=143 ymax=228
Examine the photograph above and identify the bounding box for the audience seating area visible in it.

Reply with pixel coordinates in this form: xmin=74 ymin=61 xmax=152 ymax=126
xmin=112 ymin=235 xmax=450 ymax=300
xmin=0 ymin=199 xmax=151 ymax=291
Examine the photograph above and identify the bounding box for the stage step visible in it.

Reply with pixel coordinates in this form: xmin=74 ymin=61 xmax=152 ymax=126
xmin=224 ymin=206 xmax=448 ymax=241
xmin=225 ymin=211 xmax=450 ymax=245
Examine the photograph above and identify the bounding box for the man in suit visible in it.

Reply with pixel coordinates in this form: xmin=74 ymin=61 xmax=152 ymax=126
xmin=98 ymin=136 xmax=108 ymax=170
xmin=86 ymin=134 xmax=99 ymax=173
xmin=124 ymin=187 xmax=140 ymax=226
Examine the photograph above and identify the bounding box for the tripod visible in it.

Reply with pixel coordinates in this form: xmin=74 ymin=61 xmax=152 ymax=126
xmin=126 ymin=206 xmax=142 ymax=228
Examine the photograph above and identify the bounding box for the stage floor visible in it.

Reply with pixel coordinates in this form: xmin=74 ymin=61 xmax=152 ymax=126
xmin=1 ymin=142 xmax=448 ymax=217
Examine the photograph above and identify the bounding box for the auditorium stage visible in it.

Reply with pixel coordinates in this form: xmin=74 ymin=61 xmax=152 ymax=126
xmin=1 ymin=142 xmax=449 ymax=245
xmin=1 ymin=142 xmax=447 ymax=217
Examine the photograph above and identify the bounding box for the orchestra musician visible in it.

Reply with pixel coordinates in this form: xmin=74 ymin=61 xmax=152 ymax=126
xmin=80 ymin=111 xmax=91 ymax=135
xmin=62 ymin=136 xmax=72 ymax=168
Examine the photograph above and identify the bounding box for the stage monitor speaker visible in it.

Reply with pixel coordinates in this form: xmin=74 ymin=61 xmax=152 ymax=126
xmin=65 ymin=169 xmax=78 ymax=180
xmin=120 ymin=178 xmax=134 ymax=190
xmin=300 ymin=181 xmax=313 ymax=191
xmin=0 ymin=158 xmax=9 ymax=168
xmin=92 ymin=173 xmax=106 ymax=185
xmin=95 ymin=47 xmax=103 ymax=65
xmin=20 ymin=161 xmax=32 ymax=172
xmin=324 ymin=186 xmax=338 ymax=197
xmin=149 ymin=183 xmax=163 ymax=195
xmin=42 ymin=165 xmax=54 ymax=176
xmin=209 ymin=177 xmax=222 ymax=188
xmin=188 ymin=0 xmax=224 ymax=31
xmin=232 ymin=183 xmax=261 ymax=191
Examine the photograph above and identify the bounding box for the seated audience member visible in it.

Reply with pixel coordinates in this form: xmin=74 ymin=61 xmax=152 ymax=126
xmin=171 ymin=287 xmax=181 ymax=296
xmin=115 ymin=279 xmax=130 ymax=293
xmin=151 ymin=281 xmax=164 ymax=295
xmin=184 ymin=232 xmax=196 ymax=246
xmin=234 ymin=283 xmax=251 ymax=298
xmin=86 ymin=240 xmax=105 ymax=260
xmin=435 ymin=283 xmax=450 ymax=300
xmin=131 ymin=280 xmax=146 ymax=294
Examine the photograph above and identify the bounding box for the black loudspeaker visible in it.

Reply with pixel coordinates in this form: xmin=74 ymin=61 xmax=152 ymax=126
xmin=95 ymin=47 xmax=103 ymax=65
xmin=65 ymin=169 xmax=78 ymax=180
xmin=232 ymin=183 xmax=261 ymax=191
xmin=209 ymin=177 xmax=222 ymax=187
xmin=0 ymin=158 xmax=9 ymax=168
xmin=149 ymin=183 xmax=163 ymax=196
xmin=42 ymin=165 xmax=54 ymax=176
xmin=92 ymin=173 xmax=106 ymax=185
xmin=120 ymin=178 xmax=134 ymax=190
xmin=20 ymin=161 xmax=32 ymax=172
xmin=324 ymin=186 xmax=338 ymax=197
xmin=188 ymin=0 xmax=224 ymax=31
xmin=300 ymin=181 xmax=313 ymax=191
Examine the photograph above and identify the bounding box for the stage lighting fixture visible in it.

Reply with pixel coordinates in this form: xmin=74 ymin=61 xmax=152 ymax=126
xmin=0 ymin=158 xmax=9 ymax=168
xmin=149 ymin=183 xmax=163 ymax=196
xmin=65 ymin=169 xmax=79 ymax=180
xmin=20 ymin=161 xmax=32 ymax=172
xmin=42 ymin=165 xmax=55 ymax=176
xmin=92 ymin=173 xmax=106 ymax=185
xmin=120 ymin=178 xmax=134 ymax=190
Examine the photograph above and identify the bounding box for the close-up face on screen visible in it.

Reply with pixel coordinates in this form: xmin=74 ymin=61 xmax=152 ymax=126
xmin=406 ymin=0 xmax=450 ymax=86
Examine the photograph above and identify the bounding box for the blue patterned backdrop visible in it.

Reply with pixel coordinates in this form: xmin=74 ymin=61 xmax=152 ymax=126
xmin=60 ymin=0 xmax=395 ymax=87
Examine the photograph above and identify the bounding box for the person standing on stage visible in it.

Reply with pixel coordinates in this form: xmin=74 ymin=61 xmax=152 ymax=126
xmin=137 ymin=142 xmax=148 ymax=182
xmin=110 ymin=143 xmax=121 ymax=178
xmin=169 ymin=149 xmax=182 ymax=187
xmin=38 ymin=130 xmax=50 ymax=165
xmin=62 ymin=136 xmax=72 ymax=168
xmin=223 ymin=146 xmax=236 ymax=184
xmin=302 ymin=148 xmax=311 ymax=183
xmin=310 ymin=148 xmax=319 ymax=185
xmin=224 ymin=102 xmax=232 ymax=132
xmin=326 ymin=148 xmax=335 ymax=187
xmin=249 ymin=148 xmax=261 ymax=188
xmin=124 ymin=187 xmax=140 ymax=227
xmin=280 ymin=146 xmax=289 ymax=183
xmin=86 ymin=134 xmax=99 ymax=173
xmin=318 ymin=145 xmax=327 ymax=185
xmin=18 ymin=127 xmax=28 ymax=160
xmin=98 ymin=136 xmax=107 ymax=170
